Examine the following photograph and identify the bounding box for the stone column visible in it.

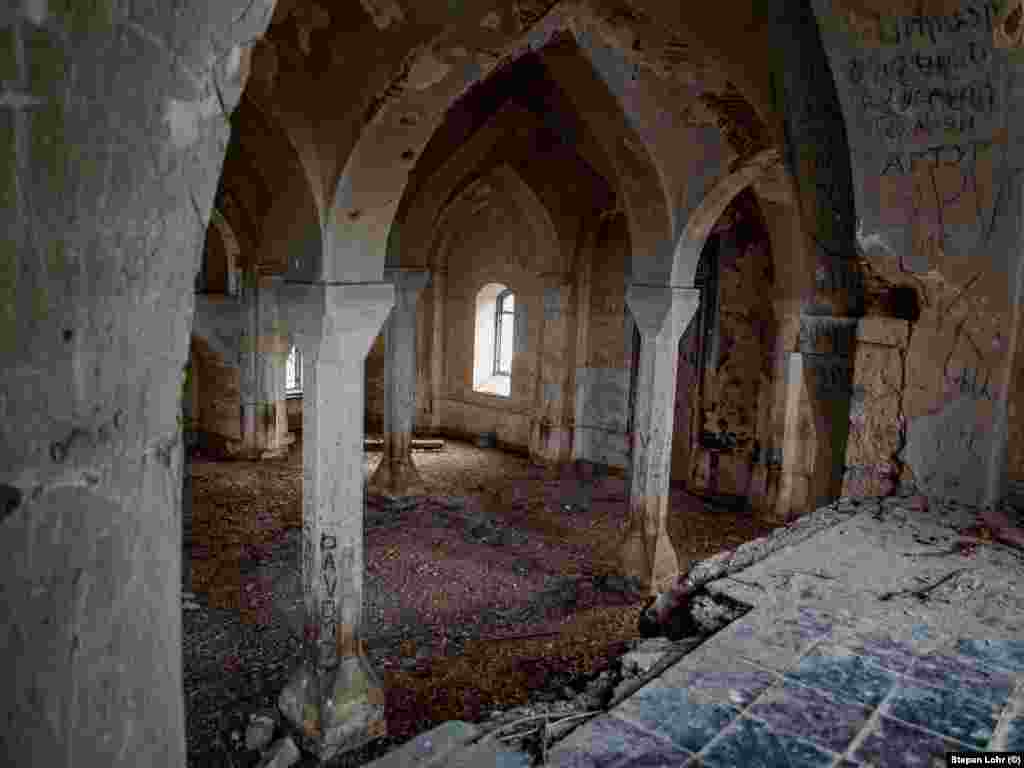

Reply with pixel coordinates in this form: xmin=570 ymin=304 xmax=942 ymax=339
xmin=238 ymin=266 xmax=261 ymax=458
xmin=618 ymin=284 xmax=701 ymax=593
xmin=774 ymin=316 xmax=856 ymax=521
xmin=530 ymin=273 xmax=575 ymax=464
xmin=369 ymin=269 xmax=431 ymax=496
xmin=571 ymin=221 xmax=598 ymax=463
xmin=429 ymin=267 xmax=447 ymax=434
xmin=239 ymin=271 xmax=292 ymax=459
xmin=256 ymin=274 xmax=292 ymax=459
xmin=278 ymin=282 xmax=394 ymax=761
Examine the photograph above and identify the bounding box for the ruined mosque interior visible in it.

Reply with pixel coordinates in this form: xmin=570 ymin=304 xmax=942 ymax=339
xmin=5 ymin=0 xmax=1024 ymax=766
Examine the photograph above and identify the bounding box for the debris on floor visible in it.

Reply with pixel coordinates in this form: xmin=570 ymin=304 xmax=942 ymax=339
xmin=183 ymin=438 xmax=781 ymax=767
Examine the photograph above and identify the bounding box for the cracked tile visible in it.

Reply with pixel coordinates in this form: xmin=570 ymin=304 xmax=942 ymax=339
xmin=711 ymin=614 xmax=827 ymax=674
xmin=784 ymin=644 xmax=898 ymax=708
xmin=852 ymin=715 xmax=969 ymax=768
xmin=659 ymin=651 xmax=779 ymax=708
xmin=697 ymin=716 xmax=836 ymax=768
xmin=1003 ymin=717 xmax=1024 ymax=751
xmin=843 ymin=632 xmax=920 ymax=674
xmin=545 ymin=714 xmax=692 ymax=768
xmin=613 ymin=683 xmax=740 ymax=754
xmin=748 ymin=680 xmax=872 ymax=753
xmin=956 ymin=639 xmax=1024 ymax=673
xmin=883 ymin=681 xmax=999 ymax=749
xmin=906 ymin=652 xmax=1015 ymax=708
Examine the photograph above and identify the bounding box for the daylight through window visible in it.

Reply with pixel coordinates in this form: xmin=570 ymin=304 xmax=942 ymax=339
xmin=286 ymin=345 xmax=302 ymax=395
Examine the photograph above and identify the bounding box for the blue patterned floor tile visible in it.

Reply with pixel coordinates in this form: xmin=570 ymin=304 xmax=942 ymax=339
xmin=1006 ymin=718 xmax=1024 ymax=751
xmin=784 ymin=645 xmax=898 ymax=708
xmin=906 ymin=652 xmax=1015 ymax=707
xmin=698 ymin=716 xmax=836 ymax=768
xmin=843 ymin=633 xmax=920 ymax=674
xmin=748 ymin=680 xmax=872 ymax=753
xmin=956 ymin=639 xmax=1024 ymax=673
xmin=545 ymin=714 xmax=692 ymax=768
xmin=661 ymin=659 xmax=778 ymax=708
xmin=883 ymin=681 xmax=998 ymax=749
xmin=852 ymin=715 xmax=968 ymax=768
xmin=613 ymin=684 xmax=739 ymax=754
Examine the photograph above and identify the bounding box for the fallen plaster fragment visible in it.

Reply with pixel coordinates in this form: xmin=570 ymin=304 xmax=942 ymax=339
xmin=640 ymin=501 xmax=867 ymax=637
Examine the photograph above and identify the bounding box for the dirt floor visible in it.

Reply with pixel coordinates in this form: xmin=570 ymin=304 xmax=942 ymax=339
xmin=182 ymin=437 xmax=780 ymax=766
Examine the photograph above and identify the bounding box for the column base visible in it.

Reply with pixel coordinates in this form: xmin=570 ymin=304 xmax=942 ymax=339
xmin=368 ymin=456 xmax=426 ymax=497
xmin=278 ymin=655 xmax=387 ymax=762
xmin=529 ymin=422 xmax=573 ymax=465
xmin=617 ymin=511 xmax=680 ymax=596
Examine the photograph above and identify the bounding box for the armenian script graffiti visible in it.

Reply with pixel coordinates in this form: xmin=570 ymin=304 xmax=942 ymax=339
xmin=821 ymin=0 xmax=1009 ymax=270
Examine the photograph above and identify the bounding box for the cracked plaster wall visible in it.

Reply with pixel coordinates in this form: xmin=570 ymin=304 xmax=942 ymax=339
xmin=812 ymin=0 xmax=1024 ymax=505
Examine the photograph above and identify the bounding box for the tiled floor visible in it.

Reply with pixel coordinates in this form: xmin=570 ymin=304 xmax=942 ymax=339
xmin=544 ymin=499 xmax=1024 ymax=768
xmin=548 ymin=616 xmax=1024 ymax=767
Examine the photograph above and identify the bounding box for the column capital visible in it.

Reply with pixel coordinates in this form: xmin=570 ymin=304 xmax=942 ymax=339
xmin=537 ymin=271 xmax=573 ymax=286
xmin=625 ymin=283 xmax=701 ymax=341
xmin=280 ymin=281 xmax=394 ymax=360
xmin=383 ymin=267 xmax=431 ymax=296
xmin=796 ymin=315 xmax=859 ymax=357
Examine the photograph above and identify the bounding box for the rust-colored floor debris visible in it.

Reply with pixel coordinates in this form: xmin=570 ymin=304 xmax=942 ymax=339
xmin=183 ymin=438 xmax=780 ymax=766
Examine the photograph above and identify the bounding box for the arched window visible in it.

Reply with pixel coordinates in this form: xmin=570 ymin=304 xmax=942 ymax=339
xmin=285 ymin=344 xmax=302 ymax=395
xmin=473 ymin=283 xmax=514 ymax=397
xmin=493 ymin=289 xmax=515 ymax=377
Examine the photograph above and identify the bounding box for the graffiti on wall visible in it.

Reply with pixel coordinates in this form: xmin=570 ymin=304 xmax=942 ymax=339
xmin=947 ymin=364 xmax=995 ymax=399
xmin=836 ymin=1 xmax=1007 ymax=267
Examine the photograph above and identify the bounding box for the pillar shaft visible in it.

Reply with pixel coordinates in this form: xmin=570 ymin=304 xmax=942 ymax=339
xmin=619 ymin=285 xmax=700 ymax=593
xmin=774 ymin=316 xmax=856 ymax=521
xmin=239 ymin=266 xmax=260 ymax=458
xmin=237 ymin=269 xmax=291 ymax=459
xmin=257 ymin=275 xmax=291 ymax=458
xmin=531 ymin=273 xmax=575 ymax=464
xmin=370 ymin=269 xmax=430 ymax=495
xmin=429 ymin=268 xmax=447 ymax=434
xmin=571 ymin=221 xmax=599 ymax=463
xmin=280 ymin=282 xmax=393 ymax=761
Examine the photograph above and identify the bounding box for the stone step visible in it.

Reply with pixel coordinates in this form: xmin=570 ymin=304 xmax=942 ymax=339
xmin=363 ymin=721 xmax=530 ymax=768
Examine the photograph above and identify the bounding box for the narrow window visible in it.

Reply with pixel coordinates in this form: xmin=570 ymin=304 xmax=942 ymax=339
xmin=286 ymin=344 xmax=302 ymax=395
xmin=473 ymin=283 xmax=513 ymax=397
xmin=493 ymin=289 xmax=515 ymax=377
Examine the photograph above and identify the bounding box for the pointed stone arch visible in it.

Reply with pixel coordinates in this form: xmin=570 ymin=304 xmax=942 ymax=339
xmin=323 ymin=4 xmax=673 ymax=285
xmin=204 ymin=207 xmax=243 ymax=294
